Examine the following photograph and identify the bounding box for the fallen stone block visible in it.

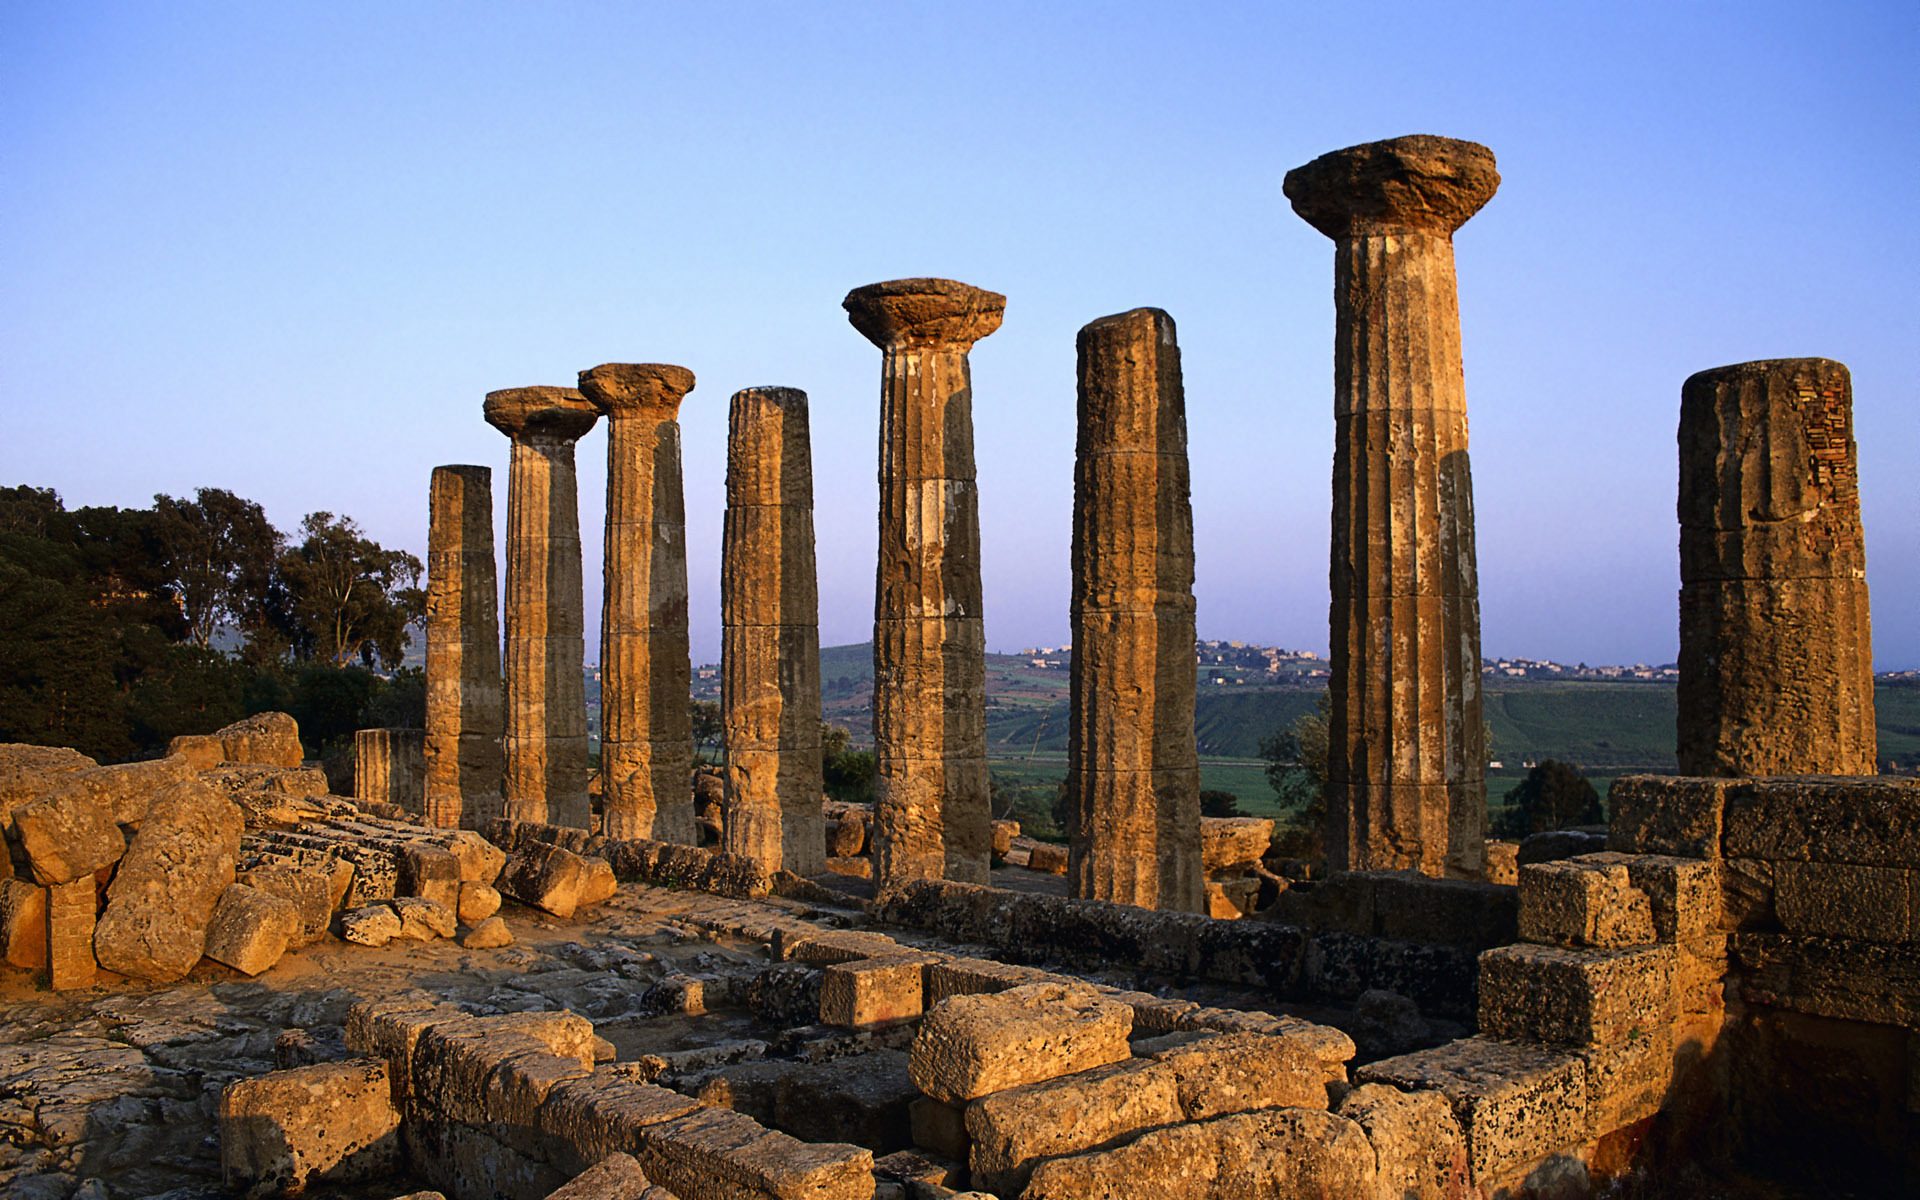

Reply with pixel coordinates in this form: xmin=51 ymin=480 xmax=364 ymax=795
xmin=827 ymin=816 xmax=866 ymax=858
xmin=1485 ymin=841 xmax=1519 ymax=886
xmin=12 ymin=786 xmax=125 ymax=885
xmin=1021 ymin=1106 xmax=1376 ymax=1200
xmin=990 ymin=819 xmax=1018 ymax=858
xmin=91 ymin=776 xmax=242 ymax=981
xmin=215 ymin=711 xmax=306 ymax=768
xmin=826 ymin=855 xmax=873 ymax=880
xmin=821 ymin=953 xmax=940 ymax=1030
xmin=1335 ymin=1082 xmax=1469 ymax=1200
xmin=1027 ymin=842 xmax=1068 ymax=874
xmin=459 ymin=880 xmax=503 ymax=924
xmin=0 ymin=742 xmax=96 ymax=834
xmin=219 ymin=1058 xmax=401 ymax=1199
xmin=966 ymin=1057 xmax=1179 ymax=1195
xmin=580 ymin=855 xmax=617 ymax=905
xmin=1357 ymin=1037 xmax=1588 ymax=1182
xmin=874 ymin=1147 xmax=961 ymax=1194
xmin=1517 ymin=859 xmax=1655 ymax=949
xmin=499 ymin=841 xmax=589 ymax=918
xmin=909 ymin=982 xmax=1132 ymax=1104
xmin=461 ymin=914 xmax=513 ymax=948
xmin=0 ymin=877 xmax=48 ymax=969
xmin=1150 ymin=1030 xmax=1332 ymax=1117
xmin=167 ymin=732 xmax=227 ymax=770
xmin=393 ymin=896 xmax=457 ymax=940
xmin=238 ymin=862 xmax=335 ymax=948
xmin=447 ymin=829 xmax=510 ymax=884
xmin=341 ymin=904 xmax=404 ymax=947
xmin=1479 ymin=943 xmax=1677 ymax=1045
xmin=400 ymin=842 xmax=462 ymax=909
xmin=908 ymin=1096 xmax=968 ymax=1162
xmin=47 ymin=876 xmax=98 ymax=990
xmin=633 ymin=1104 xmax=875 ymax=1200
xmin=204 ymin=883 xmax=299 ymax=975
xmin=1201 ymin=816 xmax=1274 ymax=875
xmin=774 ymin=1049 xmax=919 ymax=1154
xmin=544 ymin=1151 xmax=655 ymax=1200
xmin=700 ymin=1060 xmax=802 ymax=1126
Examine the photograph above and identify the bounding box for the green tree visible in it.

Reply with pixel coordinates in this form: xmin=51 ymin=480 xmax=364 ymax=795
xmin=1200 ymin=789 xmax=1244 ymax=818
xmin=1260 ymin=689 xmax=1330 ymax=855
xmin=1493 ymin=760 xmax=1603 ymax=838
xmin=151 ymin=488 xmax=284 ymax=648
xmin=279 ymin=512 xmax=424 ymax=668
xmin=691 ymin=699 xmax=723 ymax=764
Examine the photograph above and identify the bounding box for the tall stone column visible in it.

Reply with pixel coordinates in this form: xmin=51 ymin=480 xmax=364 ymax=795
xmin=844 ymin=278 xmax=1003 ymax=888
xmin=1066 ymin=308 xmax=1204 ymax=912
xmin=1678 ymin=358 xmax=1875 ymax=775
xmin=424 ymin=464 xmax=503 ymax=829
xmin=1285 ymin=135 xmax=1500 ymax=879
xmin=721 ymin=386 xmax=825 ymax=874
xmin=578 ymin=364 xmax=699 ymax=844
xmin=484 ymin=386 xmax=598 ymax=829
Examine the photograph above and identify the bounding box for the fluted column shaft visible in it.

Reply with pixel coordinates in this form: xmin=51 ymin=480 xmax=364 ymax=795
xmin=1677 ymin=358 xmax=1875 ymax=775
xmin=846 ymin=278 xmax=1005 ymax=888
xmin=1286 ymin=135 xmax=1500 ymax=879
xmin=487 ymin=387 xmax=598 ymax=829
xmin=1066 ymin=307 xmax=1203 ymax=912
xmin=424 ymin=464 xmax=502 ymax=828
xmin=721 ymin=387 xmax=825 ymax=874
xmin=580 ymin=364 xmax=698 ymax=844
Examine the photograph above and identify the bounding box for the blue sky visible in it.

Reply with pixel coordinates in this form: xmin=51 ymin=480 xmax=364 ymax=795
xmin=4 ymin=2 xmax=1915 ymax=668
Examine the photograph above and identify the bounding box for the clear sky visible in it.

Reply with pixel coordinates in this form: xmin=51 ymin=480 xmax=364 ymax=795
xmin=4 ymin=2 xmax=1915 ymax=669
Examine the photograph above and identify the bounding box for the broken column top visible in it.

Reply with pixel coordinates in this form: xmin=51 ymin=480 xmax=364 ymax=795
xmin=1683 ymin=357 xmax=1850 ymax=393
xmin=843 ymin=277 xmax=1006 ymax=350
xmin=483 ymin=387 xmax=599 ymax=440
xmin=577 ymin=363 xmax=697 ymax=416
xmin=1283 ymin=134 xmax=1500 ymax=238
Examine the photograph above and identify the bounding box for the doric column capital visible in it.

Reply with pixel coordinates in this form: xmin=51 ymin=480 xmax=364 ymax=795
xmin=483 ymin=386 xmax=599 ymax=441
xmin=843 ymin=277 xmax=1005 ymax=352
xmin=1284 ymin=134 xmax=1499 ymax=239
xmin=578 ymin=363 xmax=697 ymax=419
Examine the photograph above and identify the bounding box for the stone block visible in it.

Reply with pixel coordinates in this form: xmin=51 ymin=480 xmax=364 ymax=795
xmin=0 ymin=877 xmax=48 ymax=969
xmin=238 ymin=863 xmax=334 ymax=948
xmin=1674 ymin=931 xmax=1729 ymax=1015
xmin=1732 ymin=931 xmax=1920 ymax=1026
xmin=1578 ymin=1029 xmax=1673 ymax=1135
xmin=908 ymin=982 xmax=1132 ymax=1104
xmin=447 ymin=829 xmax=510 ymax=884
xmin=203 ymin=883 xmax=299 ymax=975
xmin=400 ymin=843 xmax=462 ymax=908
xmin=965 ymin=1057 xmax=1180 ymax=1195
xmin=1020 ymin=1106 xmax=1376 ymax=1200
xmin=463 ymin=915 xmax=513 ymax=948
xmin=1607 ymin=776 xmax=1730 ymax=860
xmin=990 ymin=819 xmax=1017 ymax=857
xmin=1484 ymin=841 xmax=1518 ymax=886
xmin=1773 ymin=860 xmax=1916 ymax=943
xmin=93 ymin=776 xmax=243 ymax=982
xmin=772 ymin=926 xmax=902 ymax=964
xmin=394 ymin=896 xmax=458 ymax=940
xmin=459 ymin=880 xmax=503 ymax=924
xmin=1722 ymin=776 xmax=1920 ymax=867
xmin=0 ymin=742 xmax=96 ymax=833
xmin=1149 ymin=1030 xmax=1331 ymax=1117
xmin=922 ymin=957 xmax=1053 ymax=1005
xmin=633 ymin=1105 xmax=875 ymax=1200
xmin=873 ymin=1147 xmax=961 ymax=1193
xmin=699 ymin=1060 xmax=800 ymax=1126
xmin=11 ymin=787 xmax=125 ymax=885
xmin=34 ymin=754 xmax=194 ymax=828
xmin=1026 ymin=841 xmax=1068 ymax=874
xmin=1517 ymin=859 xmax=1654 ymax=948
xmin=219 ymin=1058 xmax=401 ymax=1199
xmin=1517 ymin=828 xmax=1608 ymax=865
xmin=343 ymin=995 xmax=469 ymax=1096
xmin=580 ymin=855 xmax=617 ymax=905
xmin=499 ymin=841 xmax=588 ymax=918
xmin=1205 ymin=878 xmax=1254 ymax=918
xmin=539 ymin=1068 xmax=703 ymax=1177
xmin=908 ymin=1096 xmax=967 ymax=1162
xmin=545 ymin=1151 xmax=655 ymax=1200
xmin=412 ymin=1016 xmax=593 ymax=1130
xmin=406 ymin=1116 xmax=563 ymax=1200
xmin=774 ymin=1049 xmax=919 ymax=1154
xmin=1617 ymin=853 xmax=1721 ymax=942
xmin=1357 ymin=1037 xmax=1588 ymax=1183
xmin=1335 ymin=1082 xmax=1469 ymax=1200
xmin=1201 ymin=816 xmax=1274 ymax=875
xmin=168 ymin=732 xmax=226 ymax=770
xmin=1369 ymin=870 xmax=1520 ymax=949
xmin=820 ymin=953 xmax=939 ymax=1030
xmin=47 ymin=876 xmax=97 ymax=989
xmin=215 ymin=711 xmax=306 ymax=768
xmin=1478 ymin=943 xmax=1676 ymax=1045
xmin=1719 ymin=857 xmax=1775 ymax=931
xmin=341 ymin=903 xmax=403 ymax=946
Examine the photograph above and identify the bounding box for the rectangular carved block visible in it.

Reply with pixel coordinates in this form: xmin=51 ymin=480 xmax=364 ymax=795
xmin=1722 ymin=776 xmax=1920 ymax=866
xmin=1479 ymin=943 xmax=1676 ymax=1045
xmin=1732 ymin=932 xmax=1920 ymax=1027
xmin=46 ymin=878 xmax=96 ymax=990
xmin=1607 ymin=776 xmax=1731 ymax=860
xmin=966 ymin=1058 xmax=1181 ymax=1196
xmin=1773 ymin=861 xmax=1916 ymax=943
xmin=819 ymin=953 xmax=939 ymax=1031
xmin=1357 ymin=1037 xmax=1588 ymax=1183
xmin=1517 ymin=859 xmax=1654 ymax=948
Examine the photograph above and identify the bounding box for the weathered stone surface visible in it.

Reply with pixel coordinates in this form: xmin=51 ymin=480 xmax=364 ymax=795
xmin=425 ymin=464 xmax=505 ymax=829
xmin=393 ymin=896 xmax=457 ymax=940
xmin=355 ymin=728 xmax=425 ymax=816
xmin=1732 ymin=930 xmax=1920 ymax=1026
xmin=213 ymin=712 xmax=307 ymax=769
xmin=1335 ymin=1083 xmax=1470 ymax=1200
xmin=459 ymin=880 xmax=503 ymax=924
xmin=846 ymin=277 xmax=1002 ymax=890
xmin=1517 ymin=859 xmax=1655 ymax=948
xmin=1285 ymin=135 xmax=1497 ymax=881
xmin=12 ymin=786 xmax=124 ymax=885
xmin=1607 ymin=775 xmax=1731 ymax=860
xmin=399 ymin=842 xmax=462 ymax=909
xmin=462 ymin=915 xmax=513 ymax=948
xmin=909 ymin=1096 xmax=968 ymax=1162
xmin=25 ymin=754 xmax=193 ymax=831
xmin=1200 ymin=816 xmax=1273 ymax=876
xmin=1150 ymin=1030 xmax=1332 ymax=1117
xmin=47 ymin=876 xmax=97 ymax=989
xmin=0 ymin=877 xmax=48 ymax=968
xmin=632 ymin=1104 xmax=874 ymax=1200
xmin=0 ymin=742 xmax=96 ymax=833
xmin=93 ymin=777 xmax=242 ymax=981
xmin=579 ymin=855 xmax=617 ymax=906
xmin=1721 ymin=775 xmax=1920 ymax=866
xmin=908 ymin=982 xmax=1131 ymax=1103
xmin=486 ymin=386 xmax=598 ymax=830
xmin=721 ymin=386 xmax=826 ymax=877
xmin=773 ymin=1049 xmax=919 ymax=1154
xmin=447 ymin=828 xmax=510 ymax=883
xmin=1357 ymin=1037 xmax=1586 ymax=1182
xmin=1678 ymin=358 xmax=1874 ymax=776
xmin=203 ymin=883 xmax=299 ymax=975
xmin=237 ymin=863 xmax=333 ymax=948
xmin=580 ymin=363 xmax=699 ymax=845
xmin=219 ymin=1058 xmax=401 ymax=1199
xmin=1025 ymin=841 xmax=1067 ymax=875
xmin=1773 ymin=860 xmax=1914 ymax=942
xmin=1021 ymin=1106 xmax=1376 ymax=1200
xmin=499 ymin=841 xmax=589 ymax=918
xmin=1066 ymin=307 xmax=1203 ymax=913
xmin=819 ymin=953 xmax=938 ymax=1030
xmin=1578 ymin=1028 xmax=1674 ymax=1135
xmin=966 ymin=1057 xmax=1180 ymax=1195
xmin=1479 ymin=943 xmax=1675 ymax=1044
xmin=538 ymin=1069 xmax=703 ymax=1177
xmin=545 ymin=1151 xmax=655 ymax=1200
xmin=341 ymin=903 xmax=403 ymax=946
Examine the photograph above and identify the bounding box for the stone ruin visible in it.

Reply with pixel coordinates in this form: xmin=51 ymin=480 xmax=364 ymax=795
xmin=0 ymin=133 xmax=1912 ymax=1199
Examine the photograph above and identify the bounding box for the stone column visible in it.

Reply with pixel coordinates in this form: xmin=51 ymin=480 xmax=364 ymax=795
xmin=424 ymin=465 xmax=503 ymax=828
xmin=355 ymin=728 xmax=426 ymax=815
xmin=1678 ymin=358 xmax=1875 ymax=775
xmin=484 ymin=386 xmax=598 ymax=829
xmin=721 ymin=386 xmax=825 ymax=875
xmin=1066 ymin=307 xmax=1204 ymax=912
xmin=578 ymin=364 xmax=699 ymax=844
xmin=844 ymin=278 xmax=1003 ymax=887
xmin=1284 ymin=135 xmax=1500 ymax=879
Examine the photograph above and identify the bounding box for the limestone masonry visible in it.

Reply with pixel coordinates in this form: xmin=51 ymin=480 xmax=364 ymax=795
xmin=425 ymin=464 xmax=504 ymax=829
